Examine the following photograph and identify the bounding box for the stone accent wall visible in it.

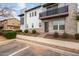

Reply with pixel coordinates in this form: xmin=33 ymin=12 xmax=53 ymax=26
xmin=65 ymin=3 xmax=77 ymax=35
xmin=41 ymin=3 xmax=77 ymax=35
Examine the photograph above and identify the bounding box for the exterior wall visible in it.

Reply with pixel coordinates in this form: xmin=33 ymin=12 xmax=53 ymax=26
xmin=24 ymin=7 xmax=42 ymax=30
xmin=7 ymin=18 xmax=20 ymax=26
xmin=65 ymin=3 xmax=77 ymax=34
xmin=0 ymin=18 xmax=20 ymax=30
xmin=58 ymin=3 xmax=67 ymax=7
xmin=41 ymin=3 xmax=77 ymax=35
xmin=41 ymin=18 xmax=65 ymax=34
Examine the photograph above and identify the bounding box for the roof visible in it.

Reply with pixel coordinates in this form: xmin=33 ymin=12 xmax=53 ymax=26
xmin=25 ymin=5 xmax=41 ymax=12
xmin=0 ymin=17 xmax=19 ymax=22
xmin=19 ymin=3 xmax=57 ymax=16
xmin=18 ymin=14 xmax=24 ymax=17
xmin=42 ymin=3 xmax=57 ymax=7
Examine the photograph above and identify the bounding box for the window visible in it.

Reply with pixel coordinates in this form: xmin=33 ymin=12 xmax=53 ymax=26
xmin=32 ymin=12 xmax=34 ymax=17
xmin=53 ymin=25 xmax=58 ymax=30
xmin=20 ymin=16 xmax=24 ymax=25
xmin=32 ymin=23 xmax=34 ymax=28
xmin=39 ymin=23 xmax=41 ymax=27
xmin=30 ymin=11 xmax=37 ymax=17
xmin=59 ymin=25 xmax=65 ymax=30
xmin=35 ymin=11 xmax=37 ymax=16
xmin=53 ymin=20 xmax=65 ymax=30
xmin=29 ymin=13 xmax=31 ymax=17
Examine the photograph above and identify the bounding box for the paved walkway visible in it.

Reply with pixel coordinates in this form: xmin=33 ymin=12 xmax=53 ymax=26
xmin=17 ymin=35 xmax=79 ymax=50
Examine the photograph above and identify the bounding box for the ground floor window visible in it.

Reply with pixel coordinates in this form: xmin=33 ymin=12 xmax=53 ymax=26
xmin=53 ymin=20 xmax=65 ymax=30
xmin=32 ymin=23 xmax=34 ymax=28
xmin=39 ymin=23 xmax=41 ymax=27
xmin=53 ymin=25 xmax=58 ymax=30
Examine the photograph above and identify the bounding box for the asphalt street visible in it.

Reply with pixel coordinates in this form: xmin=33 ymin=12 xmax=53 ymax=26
xmin=0 ymin=40 xmax=78 ymax=56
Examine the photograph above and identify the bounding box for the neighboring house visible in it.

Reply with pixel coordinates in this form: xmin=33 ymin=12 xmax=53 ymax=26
xmin=19 ymin=3 xmax=78 ymax=35
xmin=0 ymin=18 xmax=20 ymax=30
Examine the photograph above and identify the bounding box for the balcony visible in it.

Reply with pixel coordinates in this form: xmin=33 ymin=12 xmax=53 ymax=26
xmin=39 ymin=6 xmax=68 ymax=20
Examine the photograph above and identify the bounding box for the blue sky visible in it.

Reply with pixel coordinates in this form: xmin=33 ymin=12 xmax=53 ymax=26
xmin=0 ymin=3 xmax=40 ymax=15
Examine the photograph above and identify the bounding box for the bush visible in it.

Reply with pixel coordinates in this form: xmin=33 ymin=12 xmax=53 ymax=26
xmin=75 ymin=33 xmax=79 ymax=40
xmin=2 ymin=30 xmax=13 ymax=32
xmin=32 ymin=29 xmax=36 ymax=34
xmin=53 ymin=32 xmax=59 ymax=38
xmin=3 ymin=31 xmax=17 ymax=39
xmin=16 ymin=30 xmax=22 ymax=32
xmin=24 ymin=29 xmax=28 ymax=33
xmin=62 ymin=32 xmax=68 ymax=38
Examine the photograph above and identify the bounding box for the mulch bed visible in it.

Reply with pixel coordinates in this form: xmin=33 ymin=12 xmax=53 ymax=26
xmin=17 ymin=32 xmax=40 ymax=37
xmin=44 ymin=34 xmax=79 ymax=43
xmin=18 ymin=32 xmax=79 ymax=43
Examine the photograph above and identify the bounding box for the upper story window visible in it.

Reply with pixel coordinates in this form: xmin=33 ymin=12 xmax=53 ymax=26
xmin=32 ymin=12 xmax=34 ymax=17
xmin=20 ymin=16 xmax=24 ymax=25
xmin=29 ymin=13 xmax=31 ymax=17
xmin=29 ymin=11 xmax=37 ymax=17
xmin=35 ymin=11 xmax=37 ymax=16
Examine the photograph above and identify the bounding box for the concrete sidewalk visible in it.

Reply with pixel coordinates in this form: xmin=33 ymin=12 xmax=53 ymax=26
xmin=17 ymin=35 xmax=79 ymax=50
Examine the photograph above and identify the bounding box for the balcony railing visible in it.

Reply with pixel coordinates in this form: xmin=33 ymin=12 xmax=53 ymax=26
xmin=39 ymin=6 xmax=68 ymax=18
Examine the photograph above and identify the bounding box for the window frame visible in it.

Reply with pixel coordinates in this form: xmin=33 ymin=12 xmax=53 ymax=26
xmin=35 ymin=11 xmax=37 ymax=16
xmin=53 ymin=20 xmax=65 ymax=30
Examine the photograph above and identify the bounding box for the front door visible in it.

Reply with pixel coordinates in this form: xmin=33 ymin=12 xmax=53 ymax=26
xmin=44 ymin=22 xmax=49 ymax=32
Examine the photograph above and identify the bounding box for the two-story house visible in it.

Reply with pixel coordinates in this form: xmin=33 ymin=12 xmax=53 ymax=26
xmin=19 ymin=3 xmax=78 ymax=35
xmin=0 ymin=18 xmax=20 ymax=30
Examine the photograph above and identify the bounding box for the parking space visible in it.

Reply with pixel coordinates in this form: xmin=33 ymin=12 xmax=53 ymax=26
xmin=0 ymin=40 xmax=27 ymax=56
xmin=0 ymin=39 xmax=78 ymax=56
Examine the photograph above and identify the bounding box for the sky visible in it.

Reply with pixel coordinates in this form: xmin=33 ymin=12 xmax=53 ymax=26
xmin=0 ymin=3 xmax=40 ymax=16
xmin=0 ymin=3 xmax=79 ymax=19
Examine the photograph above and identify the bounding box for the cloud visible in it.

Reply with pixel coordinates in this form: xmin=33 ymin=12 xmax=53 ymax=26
xmin=16 ymin=3 xmax=26 ymax=9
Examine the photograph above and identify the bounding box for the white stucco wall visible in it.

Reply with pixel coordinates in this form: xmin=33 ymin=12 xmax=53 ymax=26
xmin=25 ymin=7 xmax=42 ymax=29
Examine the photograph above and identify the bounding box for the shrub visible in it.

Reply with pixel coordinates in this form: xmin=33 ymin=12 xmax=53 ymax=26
xmin=3 ymin=31 xmax=17 ymax=39
xmin=62 ymin=32 xmax=68 ymax=38
xmin=75 ymin=33 xmax=79 ymax=40
xmin=53 ymin=32 xmax=59 ymax=38
xmin=2 ymin=30 xmax=13 ymax=32
xmin=16 ymin=30 xmax=22 ymax=32
xmin=32 ymin=29 xmax=36 ymax=34
xmin=24 ymin=29 xmax=28 ymax=33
